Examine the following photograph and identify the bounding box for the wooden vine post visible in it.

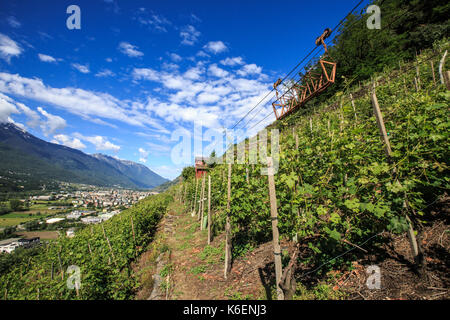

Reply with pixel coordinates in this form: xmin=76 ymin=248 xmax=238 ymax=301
xmin=57 ymin=248 xmax=63 ymax=280
xmin=430 ymin=61 xmax=436 ymax=86
xmin=416 ymin=63 xmax=421 ymax=90
xmin=370 ymin=87 xmax=420 ymax=264
xmin=192 ymin=178 xmax=198 ymax=215
xmin=350 ymin=93 xmax=357 ymax=121
xmin=439 ymin=50 xmax=447 ymax=85
xmin=101 ymin=224 xmax=117 ymax=266
xmin=246 ymin=167 xmax=249 ymax=185
xmin=199 ymin=174 xmax=206 ymax=227
xmin=207 ymin=175 xmax=212 ymax=245
xmin=224 ymin=163 xmax=232 ymax=279
xmin=309 ymin=117 xmax=313 ymax=134
xmin=267 ymin=157 xmax=284 ymax=300
xmin=131 ymin=216 xmax=137 ymax=258
xmin=414 ymin=77 xmax=419 ymax=92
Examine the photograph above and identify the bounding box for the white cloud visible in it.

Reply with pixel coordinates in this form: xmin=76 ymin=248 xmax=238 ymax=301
xmin=180 ymin=25 xmax=200 ymax=46
xmin=37 ymin=106 xmax=66 ymax=136
xmin=183 ymin=66 xmax=203 ymax=80
xmin=220 ymin=56 xmax=244 ymax=66
xmin=197 ymin=92 xmax=220 ymax=104
xmin=118 ymin=42 xmax=144 ymax=57
xmin=8 ymin=118 xmax=26 ymax=130
xmin=208 ymin=64 xmax=229 ymax=78
xmin=0 ymin=33 xmax=22 ymax=63
xmin=0 ymin=72 xmax=167 ymax=131
xmin=52 ymin=134 xmax=86 ymax=150
xmin=95 ymin=69 xmax=115 ymax=77
xmin=137 ymin=13 xmax=171 ymax=32
xmin=130 ymin=61 xmax=272 ymax=131
xmin=169 ymin=53 xmax=182 ymax=62
xmin=196 ymin=50 xmax=209 ymax=58
xmin=105 ymin=57 xmax=113 ymax=62
xmin=74 ymin=133 xmax=120 ymax=152
xmin=132 ymin=68 xmax=160 ymax=81
xmin=138 ymin=147 xmax=150 ymax=163
xmin=0 ymin=93 xmax=18 ymax=122
xmin=15 ymin=102 xmax=41 ymax=128
xmin=71 ymin=63 xmax=90 ymax=74
xmin=203 ymin=41 xmax=227 ymax=54
xmin=237 ymin=64 xmax=262 ymax=76
xmin=38 ymin=53 xmax=57 ymax=63
xmin=7 ymin=16 xmax=21 ymax=28
xmin=162 ymin=62 xmax=179 ymax=71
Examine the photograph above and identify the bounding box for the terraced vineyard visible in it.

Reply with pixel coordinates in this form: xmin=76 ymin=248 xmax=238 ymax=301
xmin=178 ymin=43 xmax=449 ymax=298
xmin=0 ymin=193 xmax=171 ymax=299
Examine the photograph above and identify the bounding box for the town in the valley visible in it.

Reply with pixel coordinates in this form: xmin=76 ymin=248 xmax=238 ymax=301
xmin=0 ymin=182 xmax=158 ymax=253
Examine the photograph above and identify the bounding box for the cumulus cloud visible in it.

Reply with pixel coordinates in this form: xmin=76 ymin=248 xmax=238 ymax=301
xmin=197 ymin=92 xmax=220 ymax=104
xmin=203 ymin=41 xmax=227 ymax=54
xmin=130 ymin=60 xmax=272 ymax=130
xmin=38 ymin=53 xmax=57 ymax=63
xmin=183 ymin=66 xmax=203 ymax=80
xmin=15 ymin=102 xmax=41 ymax=128
xmin=180 ymin=25 xmax=200 ymax=46
xmin=220 ymin=56 xmax=244 ymax=66
xmin=0 ymin=93 xmax=18 ymax=122
xmin=0 ymin=33 xmax=22 ymax=63
xmin=208 ymin=64 xmax=229 ymax=78
xmin=132 ymin=68 xmax=160 ymax=81
xmin=0 ymin=72 xmax=167 ymax=131
xmin=196 ymin=50 xmax=209 ymax=58
xmin=169 ymin=53 xmax=182 ymax=62
xmin=71 ymin=63 xmax=90 ymax=74
xmin=37 ymin=106 xmax=66 ymax=136
xmin=95 ymin=69 xmax=115 ymax=77
xmin=138 ymin=147 xmax=150 ymax=163
xmin=52 ymin=134 xmax=86 ymax=150
xmin=118 ymin=42 xmax=144 ymax=57
xmin=237 ymin=64 xmax=262 ymax=76
xmin=74 ymin=133 xmax=120 ymax=152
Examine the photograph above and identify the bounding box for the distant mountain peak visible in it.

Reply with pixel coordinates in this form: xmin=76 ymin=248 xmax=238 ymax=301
xmin=0 ymin=127 xmax=169 ymax=189
xmin=1 ymin=121 xmax=33 ymax=138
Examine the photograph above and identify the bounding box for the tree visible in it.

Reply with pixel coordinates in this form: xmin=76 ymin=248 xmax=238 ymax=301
xmin=181 ymin=166 xmax=195 ymax=180
xmin=207 ymin=150 xmax=217 ymax=168
xmin=9 ymin=199 xmax=23 ymax=212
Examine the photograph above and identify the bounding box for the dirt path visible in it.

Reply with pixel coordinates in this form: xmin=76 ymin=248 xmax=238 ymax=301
xmin=150 ymin=200 xmax=275 ymax=300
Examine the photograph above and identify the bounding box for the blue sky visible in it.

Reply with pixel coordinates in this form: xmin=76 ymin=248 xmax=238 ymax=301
xmin=0 ymin=0 xmax=370 ymax=179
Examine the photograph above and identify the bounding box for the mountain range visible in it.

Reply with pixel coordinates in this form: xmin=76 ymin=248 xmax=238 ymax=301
xmin=0 ymin=122 xmax=169 ymax=190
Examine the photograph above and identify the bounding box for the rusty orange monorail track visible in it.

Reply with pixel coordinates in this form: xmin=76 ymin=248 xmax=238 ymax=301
xmin=272 ymin=28 xmax=337 ymax=121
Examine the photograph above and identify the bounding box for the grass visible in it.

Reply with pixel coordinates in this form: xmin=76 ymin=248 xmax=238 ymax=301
xmin=0 ymin=216 xmax=35 ymax=227
xmin=160 ymin=263 xmax=173 ymax=278
xmin=293 ymin=282 xmax=346 ymax=300
xmin=199 ymin=244 xmax=224 ymax=264
xmin=189 ymin=265 xmax=207 ymax=275
xmin=224 ymin=286 xmax=255 ymax=300
xmin=176 ymin=241 xmax=190 ymax=251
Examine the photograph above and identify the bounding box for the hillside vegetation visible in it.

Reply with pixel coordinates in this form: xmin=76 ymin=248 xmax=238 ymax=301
xmin=177 ymin=39 xmax=449 ymax=298
xmin=0 ymin=193 xmax=171 ymax=299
